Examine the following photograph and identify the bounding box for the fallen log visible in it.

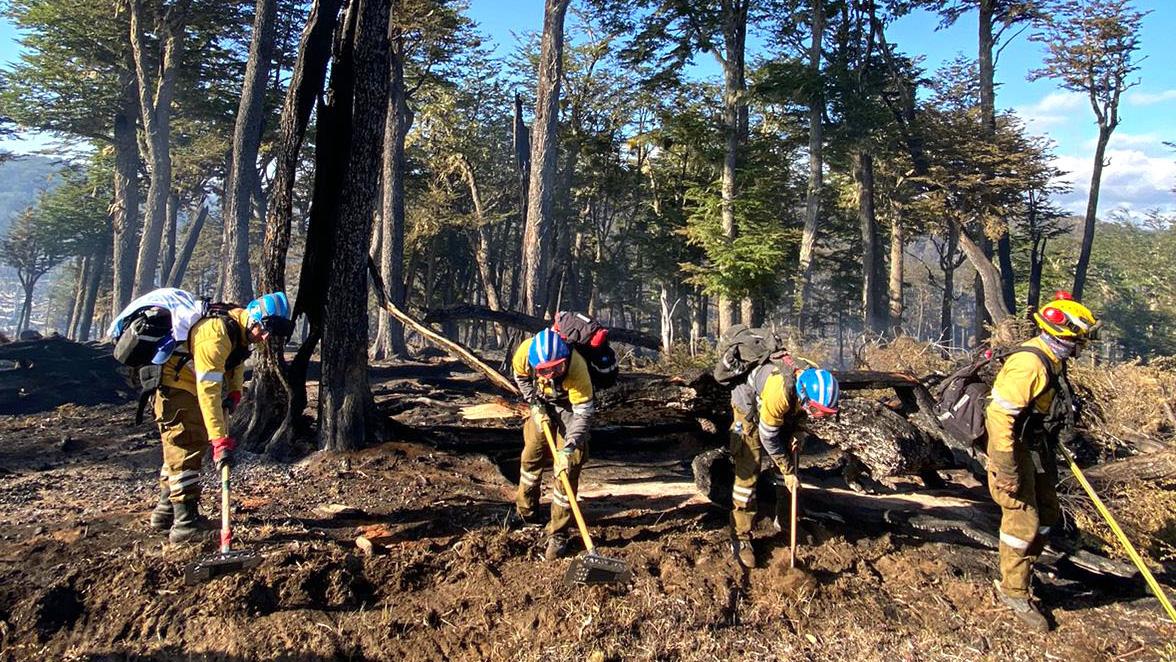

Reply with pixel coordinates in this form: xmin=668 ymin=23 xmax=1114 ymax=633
xmin=367 ymin=259 xmax=520 ymax=397
xmin=422 ymin=304 xmax=663 ymax=351
xmin=1076 ymin=450 xmax=1176 ymax=486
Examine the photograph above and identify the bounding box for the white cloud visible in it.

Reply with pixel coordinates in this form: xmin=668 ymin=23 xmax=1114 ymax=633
xmin=1079 ymin=131 xmax=1170 ymax=153
xmin=1012 ymin=92 xmax=1088 ymax=131
xmin=1052 ymin=148 xmax=1176 ymax=217
xmin=1127 ymin=89 xmax=1176 ymax=106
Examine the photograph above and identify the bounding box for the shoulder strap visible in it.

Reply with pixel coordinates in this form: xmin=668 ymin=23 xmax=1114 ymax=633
xmin=1014 ymin=346 xmax=1057 ymax=386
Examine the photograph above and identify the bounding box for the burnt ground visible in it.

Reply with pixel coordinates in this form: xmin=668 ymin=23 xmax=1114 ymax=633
xmin=0 ymin=358 xmax=1173 ymax=661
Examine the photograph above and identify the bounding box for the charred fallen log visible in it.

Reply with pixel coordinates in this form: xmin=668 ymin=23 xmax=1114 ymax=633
xmin=422 ymin=304 xmax=662 ymax=350
xmin=0 ymin=337 xmax=134 ymax=415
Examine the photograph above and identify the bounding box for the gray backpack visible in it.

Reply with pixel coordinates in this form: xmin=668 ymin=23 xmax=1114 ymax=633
xmin=713 ymin=325 xmax=790 ymax=386
xmin=933 ymin=346 xmax=1056 ymax=446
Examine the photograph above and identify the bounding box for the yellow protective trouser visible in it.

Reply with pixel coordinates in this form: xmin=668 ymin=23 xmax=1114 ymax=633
xmin=730 ymin=410 xmax=790 ymax=541
xmin=516 ymin=408 xmax=588 ymax=538
xmin=154 ymin=386 xmax=210 ymax=502
xmin=989 ymin=442 xmax=1060 ymax=599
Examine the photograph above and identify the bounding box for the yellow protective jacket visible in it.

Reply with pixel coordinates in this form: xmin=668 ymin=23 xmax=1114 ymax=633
xmin=159 ymin=308 xmax=251 ymax=439
xmin=512 ymin=337 xmax=594 ymax=446
xmin=984 ymin=336 xmax=1061 ymax=472
xmin=731 ymin=364 xmax=801 ymax=463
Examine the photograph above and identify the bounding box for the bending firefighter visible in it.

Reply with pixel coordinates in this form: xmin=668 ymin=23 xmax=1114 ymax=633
xmin=511 ymin=328 xmax=595 ymax=561
xmin=729 ymin=364 xmax=839 ymax=568
xmin=986 ymin=293 xmax=1099 ymax=631
xmin=112 ymin=291 xmax=295 ymax=543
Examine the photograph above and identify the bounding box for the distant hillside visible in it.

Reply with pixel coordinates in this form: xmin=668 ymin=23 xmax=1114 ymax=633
xmin=0 ymin=155 xmax=64 ymax=235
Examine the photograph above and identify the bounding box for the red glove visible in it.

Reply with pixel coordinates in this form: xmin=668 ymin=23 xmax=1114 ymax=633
xmin=210 ymin=436 xmax=236 ymax=469
xmin=223 ymin=390 xmax=242 ymax=413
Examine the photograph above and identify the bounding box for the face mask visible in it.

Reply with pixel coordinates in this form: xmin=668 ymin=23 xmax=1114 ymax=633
xmin=1041 ymin=333 xmax=1077 ymax=360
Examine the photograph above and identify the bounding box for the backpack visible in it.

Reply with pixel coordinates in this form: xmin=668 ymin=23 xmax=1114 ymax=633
xmin=112 ymin=296 xmax=248 ymax=423
xmin=932 ymin=346 xmax=1057 ymax=447
xmin=553 ymin=311 xmax=618 ymax=390
xmin=713 ymin=325 xmax=790 ymax=386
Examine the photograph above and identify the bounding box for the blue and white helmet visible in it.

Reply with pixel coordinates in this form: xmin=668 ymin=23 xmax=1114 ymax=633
xmin=795 ymin=368 xmax=840 ymax=415
xmin=245 ymin=292 xmax=294 ymax=336
xmin=527 ymin=328 xmax=571 ymax=369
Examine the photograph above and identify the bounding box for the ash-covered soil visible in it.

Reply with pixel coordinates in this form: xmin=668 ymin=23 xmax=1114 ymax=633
xmin=0 ymin=358 xmax=1172 ymax=661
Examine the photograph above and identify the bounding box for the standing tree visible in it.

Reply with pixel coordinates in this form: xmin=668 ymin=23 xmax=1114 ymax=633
xmin=220 ymin=0 xmax=280 ymax=303
xmin=127 ymin=0 xmax=193 ymax=295
xmin=519 ymin=0 xmax=571 ymax=317
xmin=317 ymin=0 xmax=390 ymax=451
xmin=1031 ymin=0 xmax=1144 ymax=300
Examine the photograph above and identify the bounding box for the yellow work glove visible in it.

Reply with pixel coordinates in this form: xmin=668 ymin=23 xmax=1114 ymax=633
xmin=987 ymin=451 xmax=1020 ymax=497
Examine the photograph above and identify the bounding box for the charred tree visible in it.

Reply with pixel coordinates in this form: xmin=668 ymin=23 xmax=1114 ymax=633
xmin=796 ymin=0 xmax=825 ymax=333
xmin=317 ymin=0 xmax=389 ymax=451
xmin=243 ymin=0 xmax=347 ymax=454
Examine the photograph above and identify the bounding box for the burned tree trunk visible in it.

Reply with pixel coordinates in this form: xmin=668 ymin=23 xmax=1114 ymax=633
xmin=318 ymin=0 xmax=389 ymax=451
xmin=110 ymin=72 xmax=141 ymax=313
xmin=167 ymin=201 xmax=208 ymax=287
xmin=373 ymin=28 xmax=411 ymax=359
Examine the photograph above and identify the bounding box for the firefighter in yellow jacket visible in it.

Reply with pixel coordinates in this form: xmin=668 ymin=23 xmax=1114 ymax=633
xmin=729 ymin=364 xmax=839 ymax=568
xmin=511 ymin=328 xmax=594 ymax=561
xmin=147 ymin=292 xmax=295 ymax=543
xmin=986 ymin=293 xmax=1098 ymax=631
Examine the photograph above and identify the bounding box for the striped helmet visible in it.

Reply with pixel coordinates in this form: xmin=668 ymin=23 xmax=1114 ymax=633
xmin=527 ymin=328 xmax=571 ymax=370
xmin=795 ymin=368 xmax=839 ymax=416
xmin=245 ymin=292 xmax=294 ymax=336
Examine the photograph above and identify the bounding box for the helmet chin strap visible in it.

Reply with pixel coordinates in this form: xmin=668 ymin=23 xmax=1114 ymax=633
xmin=1040 ymin=332 xmax=1077 ymax=360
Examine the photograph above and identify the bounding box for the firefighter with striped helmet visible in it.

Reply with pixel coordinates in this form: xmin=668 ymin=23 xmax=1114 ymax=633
xmin=510 ymin=328 xmax=595 ymax=561
xmin=729 ymin=363 xmax=839 ymax=568
xmin=987 ymin=292 xmax=1099 ymax=631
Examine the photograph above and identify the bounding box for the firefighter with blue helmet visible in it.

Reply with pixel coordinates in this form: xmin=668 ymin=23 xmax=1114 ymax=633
xmin=729 ymin=363 xmax=839 ymax=568
xmin=510 ymin=328 xmax=595 ymax=560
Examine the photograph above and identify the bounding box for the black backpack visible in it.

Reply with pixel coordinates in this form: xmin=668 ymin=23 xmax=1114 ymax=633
xmin=113 ymin=306 xmax=174 ymax=368
xmin=553 ymin=311 xmax=618 ymax=390
xmin=713 ymin=325 xmax=790 ymax=386
xmin=932 ymin=346 xmax=1056 ymax=447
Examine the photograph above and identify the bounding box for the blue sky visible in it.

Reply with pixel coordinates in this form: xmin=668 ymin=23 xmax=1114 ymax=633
xmin=3 ymin=0 xmax=1173 ymax=215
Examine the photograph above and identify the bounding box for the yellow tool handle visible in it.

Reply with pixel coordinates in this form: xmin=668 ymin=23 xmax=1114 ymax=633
xmin=790 ymin=445 xmax=799 ymax=569
xmin=1060 ymin=446 xmax=1176 ymax=624
xmin=541 ymin=419 xmax=595 ymax=553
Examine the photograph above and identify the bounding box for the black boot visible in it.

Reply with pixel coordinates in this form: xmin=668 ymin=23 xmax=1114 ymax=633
xmin=169 ymin=499 xmax=205 ymax=544
xmin=150 ymin=482 xmax=173 ymax=531
xmin=544 ymin=534 xmax=571 ymax=561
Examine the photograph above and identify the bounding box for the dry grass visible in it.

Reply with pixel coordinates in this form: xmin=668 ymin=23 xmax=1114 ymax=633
xmin=854 ymin=335 xmax=959 ymax=375
xmin=1062 ymin=478 xmax=1176 ymax=566
xmin=1069 ymin=360 xmax=1176 ymax=447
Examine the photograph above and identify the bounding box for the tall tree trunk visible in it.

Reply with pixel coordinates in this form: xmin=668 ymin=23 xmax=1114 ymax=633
xmin=318 ymin=0 xmax=388 ymax=451
xmin=375 ymin=30 xmax=410 ymax=359
xmin=510 ymin=92 xmax=530 ymax=316
xmin=1073 ymin=127 xmax=1111 ymax=300
xmin=244 ymin=0 xmax=346 ymax=454
xmin=718 ymin=0 xmax=748 ymax=333
xmin=978 ymin=0 xmax=1016 ymax=327
xmin=160 ymin=191 xmax=178 ymax=285
xmin=519 ymin=0 xmax=570 ymax=318
xmin=458 ymin=155 xmax=507 ymax=348
xmin=888 ymin=215 xmax=904 ymax=334
xmin=796 ymin=0 xmax=824 ymax=332
xmin=78 ymin=232 xmax=109 ymax=342
xmin=939 ymin=223 xmax=959 ymax=343
xmin=1028 ymin=238 xmax=1045 ymax=312
xmin=66 ymin=256 xmax=86 ymax=339
xmin=129 ymin=0 xmax=190 ymax=296
xmin=221 ymin=0 xmax=279 ymax=303
xmin=110 ymin=72 xmax=141 ymax=313
xmin=167 ymin=201 xmax=208 ymax=287
xmin=855 ymin=151 xmax=884 ymax=334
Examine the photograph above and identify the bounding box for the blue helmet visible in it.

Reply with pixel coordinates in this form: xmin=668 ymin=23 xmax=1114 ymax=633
xmin=245 ymin=291 xmax=295 ymax=336
xmin=528 ymin=328 xmax=571 ymax=369
xmin=796 ymin=368 xmax=840 ymax=415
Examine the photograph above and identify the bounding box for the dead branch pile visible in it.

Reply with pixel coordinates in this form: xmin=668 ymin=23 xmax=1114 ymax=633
xmin=0 ymin=336 xmax=134 ymax=415
xmin=1069 ymin=360 xmax=1176 ymax=453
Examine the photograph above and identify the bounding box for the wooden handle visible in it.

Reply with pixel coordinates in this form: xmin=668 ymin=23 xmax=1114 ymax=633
xmin=541 ymin=420 xmax=594 ymax=553
xmin=789 ymin=445 xmax=799 ymax=568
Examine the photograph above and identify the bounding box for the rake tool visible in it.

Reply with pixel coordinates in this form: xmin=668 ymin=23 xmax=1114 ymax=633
xmin=540 ymin=419 xmax=631 ymax=586
xmin=183 ymin=463 xmax=261 ymax=585
xmin=1059 ymin=446 xmax=1175 ymax=624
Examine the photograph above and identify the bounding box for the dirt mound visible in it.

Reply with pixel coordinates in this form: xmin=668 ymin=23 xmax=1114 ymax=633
xmin=0 ymin=336 xmax=134 ymax=415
